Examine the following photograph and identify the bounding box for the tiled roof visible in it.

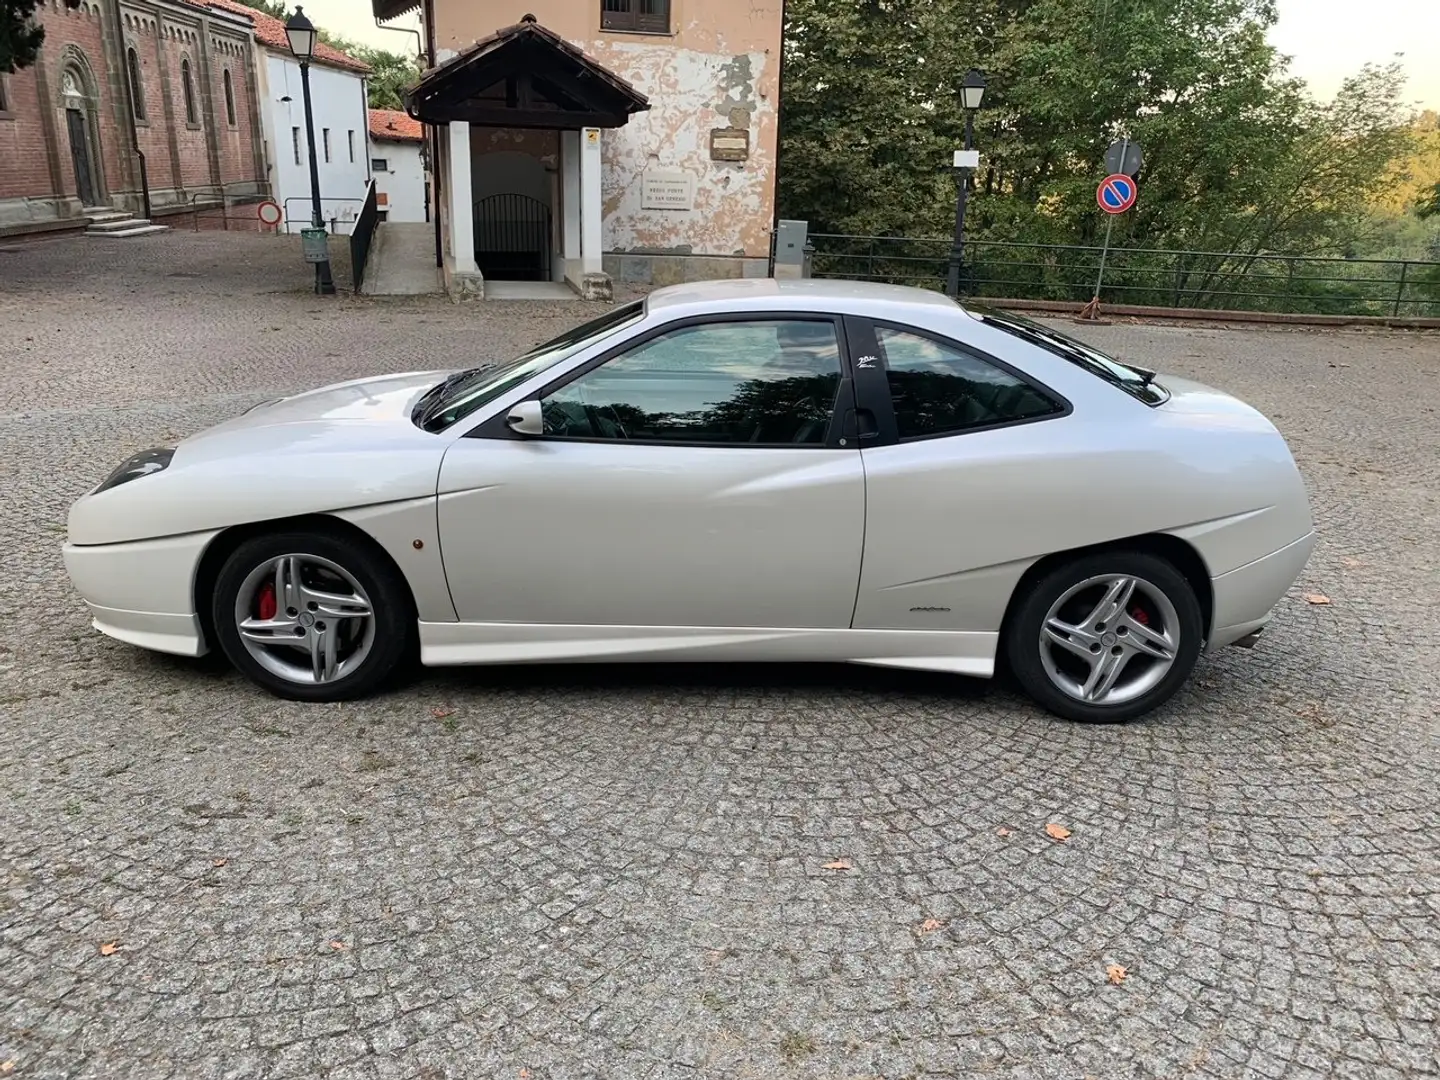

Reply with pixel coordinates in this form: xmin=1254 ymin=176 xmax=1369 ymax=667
xmin=206 ymin=0 xmax=372 ymax=74
xmin=368 ymin=108 xmax=423 ymax=142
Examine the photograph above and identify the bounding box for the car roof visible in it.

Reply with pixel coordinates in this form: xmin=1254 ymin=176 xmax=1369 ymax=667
xmin=642 ymin=278 xmax=963 ymax=318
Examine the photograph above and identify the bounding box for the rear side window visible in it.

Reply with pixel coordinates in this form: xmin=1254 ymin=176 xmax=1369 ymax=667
xmin=873 ymin=327 xmax=1063 ymax=440
xmin=971 ymin=306 xmax=1169 ymax=405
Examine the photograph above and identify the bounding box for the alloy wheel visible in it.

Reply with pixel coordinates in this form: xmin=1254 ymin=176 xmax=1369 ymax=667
xmin=1038 ymin=573 xmax=1181 ymax=706
xmin=232 ymin=553 xmax=376 ymax=685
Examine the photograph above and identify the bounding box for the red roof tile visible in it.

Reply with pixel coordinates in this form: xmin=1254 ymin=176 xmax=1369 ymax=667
xmin=206 ymin=0 xmax=372 ymax=74
xmin=368 ymin=109 xmax=423 ymax=142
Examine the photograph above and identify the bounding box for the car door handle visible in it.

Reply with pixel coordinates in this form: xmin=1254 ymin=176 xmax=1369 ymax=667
xmin=842 ymin=409 xmax=879 ymax=440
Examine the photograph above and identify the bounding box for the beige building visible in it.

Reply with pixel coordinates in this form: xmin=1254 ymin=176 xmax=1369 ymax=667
xmin=371 ymin=0 xmax=783 ymax=298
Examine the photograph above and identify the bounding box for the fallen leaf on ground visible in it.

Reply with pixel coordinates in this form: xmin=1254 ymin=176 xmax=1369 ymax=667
xmin=1045 ymin=823 xmax=1072 ymax=841
xmin=328 ymin=941 xmax=346 ymax=951
xmin=996 ymin=827 xmax=1012 ymax=837
xmin=212 ymin=858 xmax=228 ymax=868
xmin=821 ymin=859 xmax=852 ymax=871
xmin=98 ymin=942 xmax=119 ymax=956
xmin=1106 ymin=964 xmax=1128 ymax=985
xmin=1304 ymin=593 xmax=1331 ymax=605
xmin=2 ymin=1060 xmax=15 ymax=1073
xmin=919 ymin=918 xmax=946 ymax=933
xmin=519 ymin=1070 xmax=531 ymax=1079
xmin=432 ymin=706 xmax=454 ymax=719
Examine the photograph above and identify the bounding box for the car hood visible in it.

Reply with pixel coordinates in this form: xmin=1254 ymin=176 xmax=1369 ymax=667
xmin=68 ymin=370 xmax=459 ymax=546
xmin=197 ymin=369 xmax=453 ymax=439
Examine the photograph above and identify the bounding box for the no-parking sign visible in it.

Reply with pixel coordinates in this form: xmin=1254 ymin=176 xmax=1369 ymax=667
xmin=1096 ymin=174 xmax=1138 ymax=214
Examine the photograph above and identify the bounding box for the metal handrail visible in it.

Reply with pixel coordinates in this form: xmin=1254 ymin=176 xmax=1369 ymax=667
xmin=803 ymin=234 xmax=1440 ymax=318
xmin=281 ymin=196 xmax=364 ymax=236
xmin=349 ymin=181 xmax=379 ymax=292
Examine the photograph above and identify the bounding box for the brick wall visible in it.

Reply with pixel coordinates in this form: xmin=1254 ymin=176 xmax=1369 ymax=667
xmin=1 ymin=0 xmax=265 ymax=231
xmin=0 ymin=1 xmax=130 ymax=206
xmin=0 ymin=52 xmax=56 ymax=200
xmin=124 ymin=8 xmax=179 ymax=193
xmin=210 ymin=33 xmax=255 ymax=186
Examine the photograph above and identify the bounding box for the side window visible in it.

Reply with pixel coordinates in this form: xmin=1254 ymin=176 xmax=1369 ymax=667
xmin=540 ymin=320 xmax=844 ymax=446
xmin=873 ymin=326 xmax=1061 ymax=440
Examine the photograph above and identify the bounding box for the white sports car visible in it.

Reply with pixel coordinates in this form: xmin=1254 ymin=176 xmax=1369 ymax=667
xmin=63 ymin=280 xmax=1314 ymax=722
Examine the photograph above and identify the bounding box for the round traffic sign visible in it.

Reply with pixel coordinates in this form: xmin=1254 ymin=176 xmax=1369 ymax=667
xmin=256 ymin=199 xmax=282 ymax=226
xmin=1097 ymin=174 xmax=1137 ymax=214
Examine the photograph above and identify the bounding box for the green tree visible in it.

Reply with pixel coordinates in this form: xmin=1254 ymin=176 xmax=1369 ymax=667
xmin=348 ymin=45 xmax=421 ymax=110
xmin=1 ymin=0 xmax=45 ymax=73
xmin=778 ymin=0 xmax=1417 ymax=269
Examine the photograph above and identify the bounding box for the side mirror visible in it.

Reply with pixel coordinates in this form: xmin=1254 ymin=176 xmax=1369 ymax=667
xmin=505 ymin=399 xmax=544 ymax=437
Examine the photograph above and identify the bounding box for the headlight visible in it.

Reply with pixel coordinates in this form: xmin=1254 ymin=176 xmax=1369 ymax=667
xmin=94 ymin=447 xmax=175 ymax=493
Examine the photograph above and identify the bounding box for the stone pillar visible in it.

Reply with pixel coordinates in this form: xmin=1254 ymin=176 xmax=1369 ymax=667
xmin=445 ymin=120 xmax=482 ymax=298
xmin=577 ymin=126 xmax=610 ymax=300
xmin=561 ymin=128 xmax=581 ymax=287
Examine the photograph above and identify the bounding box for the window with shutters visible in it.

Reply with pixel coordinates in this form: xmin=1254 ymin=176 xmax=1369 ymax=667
xmin=601 ymin=0 xmax=670 ymax=34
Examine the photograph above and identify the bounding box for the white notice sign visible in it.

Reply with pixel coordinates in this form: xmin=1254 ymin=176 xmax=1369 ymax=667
xmin=641 ymin=171 xmax=695 ymax=211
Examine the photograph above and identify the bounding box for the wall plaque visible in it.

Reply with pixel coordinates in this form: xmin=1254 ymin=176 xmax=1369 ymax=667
xmin=641 ymin=170 xmax=696 ymax=211
xmin=709 ymin=127 xmax=750 ymax=163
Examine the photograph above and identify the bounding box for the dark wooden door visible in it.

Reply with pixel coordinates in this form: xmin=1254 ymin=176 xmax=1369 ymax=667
xmin=66 ymin=108 xmax=97 ymax=207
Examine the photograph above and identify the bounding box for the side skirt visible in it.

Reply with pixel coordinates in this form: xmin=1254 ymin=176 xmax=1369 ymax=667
xmin=417 ymin=622 xmax=997 ymax=677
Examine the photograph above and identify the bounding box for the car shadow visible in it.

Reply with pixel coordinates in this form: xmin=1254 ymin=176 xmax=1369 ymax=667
xmin=408 ymin=659 xmax=998 ymax=704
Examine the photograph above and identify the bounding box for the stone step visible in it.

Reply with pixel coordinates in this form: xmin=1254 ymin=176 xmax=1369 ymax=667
xmin=87 ymin=218 xmax=154 ymax=233
xmin=88 ymin=223 xmax=170 ymax=238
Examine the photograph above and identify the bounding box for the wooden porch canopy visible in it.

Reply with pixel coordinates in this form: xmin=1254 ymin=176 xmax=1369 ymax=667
xmin=403 ymin=15 xmax=650 ymax=130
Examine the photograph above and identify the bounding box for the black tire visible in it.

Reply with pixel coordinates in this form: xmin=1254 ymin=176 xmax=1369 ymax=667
xmin=211 ymin=530 xmax=415 ymax=702
xmin=1004 ymin=549 xmax=1204 ymax=723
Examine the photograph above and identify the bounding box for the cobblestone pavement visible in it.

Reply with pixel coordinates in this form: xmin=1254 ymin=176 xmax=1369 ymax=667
xmin=1 ymin=233 xmax=1438 ymax=1080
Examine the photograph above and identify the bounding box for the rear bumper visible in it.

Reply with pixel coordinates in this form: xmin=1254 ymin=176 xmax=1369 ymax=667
xmin=1208 ymin=531 xmax=1316 ymax=649
xmin=62 ymin=531 xmax=217 ymax=657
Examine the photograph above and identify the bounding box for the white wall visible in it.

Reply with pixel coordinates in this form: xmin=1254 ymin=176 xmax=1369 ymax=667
xmin=369 ymin=138 xmax=427 ymax=223
xmin=259 ymin=53 xmax=371 ymax=235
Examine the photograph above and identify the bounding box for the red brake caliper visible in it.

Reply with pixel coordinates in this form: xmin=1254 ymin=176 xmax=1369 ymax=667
xmin=1130 ymin=607 xmax=1150 ymax=626
xmin=256 ymin=581 xmax=277 ymax=621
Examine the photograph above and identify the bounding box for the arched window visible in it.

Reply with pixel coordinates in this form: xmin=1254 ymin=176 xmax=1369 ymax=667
xmin=222 ymin=68 xmax=235 ymax=126
xmin=181 ymin=58 xmax=197 ymax=124
xmin=126 ymin=47 xmax=145 ymax=120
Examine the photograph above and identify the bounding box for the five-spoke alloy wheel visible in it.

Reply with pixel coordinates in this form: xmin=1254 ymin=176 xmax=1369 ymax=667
xmin=1005 ymin=550 xmax=1203 ymax=723
xmin=212 ymin=531 xmax=413 ymax=701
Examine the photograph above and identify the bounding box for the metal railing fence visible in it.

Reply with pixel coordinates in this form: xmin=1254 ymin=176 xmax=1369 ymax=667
xmin=804 ymin=234 xmax=1440 ymax=318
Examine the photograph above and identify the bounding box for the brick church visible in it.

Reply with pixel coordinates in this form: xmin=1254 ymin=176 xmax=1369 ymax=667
xmin=1 ymin=0 xmax=289 ymax=237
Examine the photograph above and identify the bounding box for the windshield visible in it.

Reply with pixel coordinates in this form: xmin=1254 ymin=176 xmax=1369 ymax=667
xmin=967 ymin=305 xmax=1169 ymax=405
xmin=413 ymin=300 xmax=646 ymax=432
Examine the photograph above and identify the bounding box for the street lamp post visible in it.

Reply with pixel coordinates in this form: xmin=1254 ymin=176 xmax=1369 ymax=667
xmin=946 ymin=68 xmax=987 ymax=299
xmin=285 ymin=6 xmax=335 ymax=296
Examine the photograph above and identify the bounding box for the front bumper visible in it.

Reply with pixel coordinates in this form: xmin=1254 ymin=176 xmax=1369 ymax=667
xmin=1208 ymin=531 xmax=1316 ymax=649
xmin=62 ymin=530 xmax=218 ymax=657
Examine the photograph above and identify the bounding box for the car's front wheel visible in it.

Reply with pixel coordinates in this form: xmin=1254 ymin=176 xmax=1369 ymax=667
xmin=1005 ymin=550 xmax=1204 ymax=723
xmin=211 ymin=530 xmax=414 ymax=702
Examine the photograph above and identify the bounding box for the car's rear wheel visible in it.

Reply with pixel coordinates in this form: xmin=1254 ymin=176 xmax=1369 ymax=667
xmin=211 ymin=531 xmax=413 ymax=702
xmin=1004 ymin=550 xmax=1203 ymax=723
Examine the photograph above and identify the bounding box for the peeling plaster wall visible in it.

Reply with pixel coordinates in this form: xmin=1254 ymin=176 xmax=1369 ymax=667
xmin=433 ymin=1 xmax=783 ymax=262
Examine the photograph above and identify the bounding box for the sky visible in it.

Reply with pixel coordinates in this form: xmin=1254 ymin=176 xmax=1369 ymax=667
xmin=303 ymin=0 xmax=1440 ymax=111
xmin=1271 ymin=0 xmax=1440 ymax=109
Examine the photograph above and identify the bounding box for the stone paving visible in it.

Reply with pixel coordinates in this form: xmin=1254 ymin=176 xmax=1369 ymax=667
xmin=1 ymin=232 xmax=1438 ymax=1080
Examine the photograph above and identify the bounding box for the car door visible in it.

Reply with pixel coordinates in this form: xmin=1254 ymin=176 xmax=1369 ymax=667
xmin=436 ymin=314 xmax=866 ymax=629
xmin=845 ymin=316 xmax=1076 ymax=634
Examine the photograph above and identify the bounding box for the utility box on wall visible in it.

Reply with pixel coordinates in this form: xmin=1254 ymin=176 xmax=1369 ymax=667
xmin=773 ymin=219 xmax=808 ymax=279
